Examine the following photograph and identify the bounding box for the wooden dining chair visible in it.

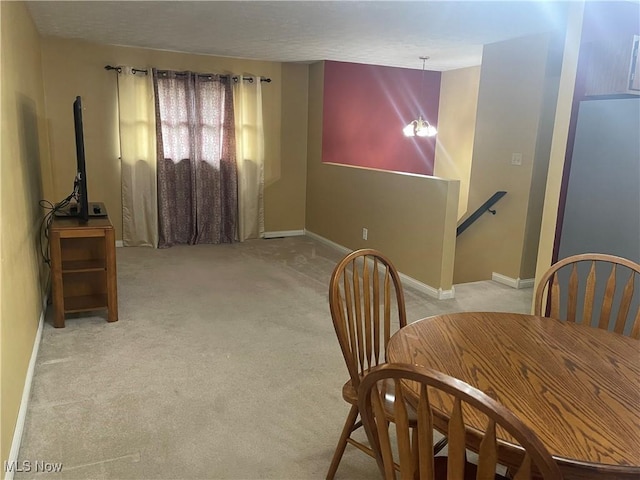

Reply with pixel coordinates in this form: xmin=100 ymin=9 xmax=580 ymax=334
xmin=326 ymin=249 xmax=446 ymax=479
xmin=359 ymin=363 xmax=563 ymax=480
xmin=534 ymin=253 xmax=640 ymax=338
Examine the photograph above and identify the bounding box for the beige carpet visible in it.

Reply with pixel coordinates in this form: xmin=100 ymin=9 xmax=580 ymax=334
xmin=16 ymin=235 xmax=532 ymax=479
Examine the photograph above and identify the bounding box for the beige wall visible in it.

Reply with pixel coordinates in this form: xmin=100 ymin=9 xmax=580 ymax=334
xmin=535 ymin=3 xmax=585 ymax=296
xmin=306 ymin=62 xmax=459 ymax=291
xmin=520 ymin=51 xmax=562 ymax=279
xmin=0 ymin=2 xmax=53 ymax=473
xmin=268 ymin=63 xmax=308 ymax=231
xmin=39 ymin=38 xmax=308 ymax=240
xmin=434 ymin=66 xmax=481 ymax=220
xmin=454 ymin=34 xmax=555 ymax=284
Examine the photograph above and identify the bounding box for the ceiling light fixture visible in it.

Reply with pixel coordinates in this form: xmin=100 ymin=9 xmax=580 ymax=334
xmin=403 ymin=56 xmax=437 ymax=138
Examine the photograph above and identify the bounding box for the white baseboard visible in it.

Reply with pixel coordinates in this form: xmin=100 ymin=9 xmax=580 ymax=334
xmin=263 ymin=230 xmax=305 ymax=239
xmin=6 ymin=294 xmax=47 ymax=480
xmin=115 ymin=240 xmax=124 ymax=248
xmin=304 ymin=230 xmax=351 ymax=255
xmin=492 ymin=272 xmax=535 ymax=289
xmin=304 ymin=230 xmax=454 ymax=299
xmin=518 ymin=278 xmax=535 ymax=288
xmin=399 ymin=273 xmax=456 ymax=299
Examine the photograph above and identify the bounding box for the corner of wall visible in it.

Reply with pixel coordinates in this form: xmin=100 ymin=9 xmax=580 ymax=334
xmin=439 ymin=180 xmax=460 ymax=291
xmin=534 ymin=2 xmax=584 ymax=304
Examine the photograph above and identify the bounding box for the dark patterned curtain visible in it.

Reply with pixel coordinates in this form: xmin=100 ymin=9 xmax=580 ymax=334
xmin=152 ymin=69 xmax=237 ymax=247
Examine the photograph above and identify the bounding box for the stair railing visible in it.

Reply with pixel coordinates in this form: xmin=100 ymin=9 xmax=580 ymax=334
xmin=456 ymin=191 xmax=507 ymax=236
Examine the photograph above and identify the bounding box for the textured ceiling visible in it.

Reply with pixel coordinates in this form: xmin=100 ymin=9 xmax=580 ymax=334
xmin=26 ymin=1 xmax=570 ymax=71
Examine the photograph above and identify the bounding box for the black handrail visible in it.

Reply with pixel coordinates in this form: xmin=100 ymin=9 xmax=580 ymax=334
xmin=456 ymin=191 xmax=507 ymax=236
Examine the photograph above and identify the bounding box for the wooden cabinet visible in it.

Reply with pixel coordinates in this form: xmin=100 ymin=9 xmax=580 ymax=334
xmin=50 ymin=216 xmax=118 ymax=328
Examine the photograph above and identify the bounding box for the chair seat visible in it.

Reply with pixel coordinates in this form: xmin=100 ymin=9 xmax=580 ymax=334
xmin=341 ymin=378 xmax=359 ymax=405
xmin=342 ymin=377 xmax=418 ymax=423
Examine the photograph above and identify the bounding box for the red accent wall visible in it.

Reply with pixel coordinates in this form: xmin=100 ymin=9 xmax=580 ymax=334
xmin=322 ymin=61 xmax=441 ymax=175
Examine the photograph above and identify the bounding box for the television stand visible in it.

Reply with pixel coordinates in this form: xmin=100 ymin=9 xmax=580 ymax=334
xmin=49 ymin=215 xmax=118 ymax=327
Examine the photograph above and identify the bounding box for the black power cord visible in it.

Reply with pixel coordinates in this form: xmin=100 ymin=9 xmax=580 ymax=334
xmin=39 ymin=184 xmax=79 ymax=265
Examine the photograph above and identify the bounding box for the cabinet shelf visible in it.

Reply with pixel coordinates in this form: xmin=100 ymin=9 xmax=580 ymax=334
xmin=63 ymin=294 xmax=108 ymax=313
xmin=62 ymin=259 xmax=106 ymax=272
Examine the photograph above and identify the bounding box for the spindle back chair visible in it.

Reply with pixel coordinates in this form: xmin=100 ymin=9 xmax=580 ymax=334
xmin=328 ymin=249 xmax=428 ymax=479
xmin=534 ymin=253 xmax=640 ymax=338
xmin=359 ymin=363 xmax=563 ymax=480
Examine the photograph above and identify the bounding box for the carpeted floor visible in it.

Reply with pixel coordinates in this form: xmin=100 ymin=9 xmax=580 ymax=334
xmin=16 ymin=235 xmax=532 ymax=479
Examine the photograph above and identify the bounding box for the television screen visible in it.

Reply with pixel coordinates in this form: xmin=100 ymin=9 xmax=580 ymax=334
xmin=73 ymin=96 xmax=89 ymax=222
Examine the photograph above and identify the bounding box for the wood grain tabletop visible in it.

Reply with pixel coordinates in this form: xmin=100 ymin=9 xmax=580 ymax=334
xmin=386 ymin=311 xmax=640 ymax=479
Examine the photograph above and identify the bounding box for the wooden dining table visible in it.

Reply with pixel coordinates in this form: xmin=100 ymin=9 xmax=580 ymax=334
xmin=386 ymin=311 xmax=640 ymax=480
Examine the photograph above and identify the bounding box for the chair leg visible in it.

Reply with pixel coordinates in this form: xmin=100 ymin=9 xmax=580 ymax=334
xmin=326 ymin=404 xmax=360 ymax=480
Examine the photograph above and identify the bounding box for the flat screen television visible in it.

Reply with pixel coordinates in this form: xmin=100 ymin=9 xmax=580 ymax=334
xmin=73 ymin=96 xmax=89 ymax=222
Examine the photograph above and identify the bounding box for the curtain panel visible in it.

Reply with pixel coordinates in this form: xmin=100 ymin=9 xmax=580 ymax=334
xmin=233 ymin=77 xmax=265 ymax=241
xmin=117 ymin=68 xmax=159 ymax=247
xmin=152 ymin=70 xmax=237 ymax=247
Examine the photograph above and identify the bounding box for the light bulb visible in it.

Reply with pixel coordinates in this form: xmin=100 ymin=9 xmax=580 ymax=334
xmin=415 ymin=119 xmax=437 ymax=137
xmin=425 ymin=124 xmax=437 ymax=137
xmin=416 ymin=125 xmax=429 ymax=137
xmin=403 ymin=123 xmax=416 ymax=137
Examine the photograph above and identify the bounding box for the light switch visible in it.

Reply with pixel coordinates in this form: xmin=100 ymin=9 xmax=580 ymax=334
xmin=511 ymin=153 xmax=523 ymax=166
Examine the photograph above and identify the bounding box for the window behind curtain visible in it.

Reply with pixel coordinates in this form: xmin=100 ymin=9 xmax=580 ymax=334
xmin=153 ymin=70 xmax=237 ymax=247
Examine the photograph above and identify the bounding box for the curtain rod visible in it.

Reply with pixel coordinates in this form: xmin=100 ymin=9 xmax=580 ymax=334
xmin=104 ymin=65 xmax=271 ymax=83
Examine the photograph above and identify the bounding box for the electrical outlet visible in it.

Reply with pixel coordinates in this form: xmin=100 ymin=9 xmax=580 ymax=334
xmin=511 ymin=153 xmax=523 ymax=166
xmin=362 ymin=228 xmax=368 ymax=240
